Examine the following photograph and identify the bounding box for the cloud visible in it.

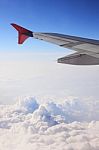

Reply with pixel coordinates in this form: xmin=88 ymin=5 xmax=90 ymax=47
xmin=0 ymin=96 xmax=99 ymax=150
xmin=16 ymin=96 xmax=39 ymax=113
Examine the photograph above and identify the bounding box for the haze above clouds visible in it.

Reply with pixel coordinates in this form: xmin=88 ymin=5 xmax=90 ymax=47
xmin=0 ymin=52 xmax=99 ymax=104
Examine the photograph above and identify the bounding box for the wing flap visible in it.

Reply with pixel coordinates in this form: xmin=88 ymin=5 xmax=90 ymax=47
xmin=58 ymin=52 xmax=99 ymax=65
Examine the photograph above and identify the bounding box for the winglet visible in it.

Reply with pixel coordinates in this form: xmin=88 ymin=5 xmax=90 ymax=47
xmin=11 ymin=23 xmax=33 ymax=44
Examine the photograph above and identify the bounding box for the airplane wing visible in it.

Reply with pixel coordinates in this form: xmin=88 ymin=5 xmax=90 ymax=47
xmin=11 ymin=23 xmax=99 ymax=65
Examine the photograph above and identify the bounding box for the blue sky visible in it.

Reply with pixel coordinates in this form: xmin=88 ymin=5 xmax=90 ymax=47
xmin=0 ymin=0 xmax=99 ymax=104
xmin=0 ymin=0 xmax=99 ymax=52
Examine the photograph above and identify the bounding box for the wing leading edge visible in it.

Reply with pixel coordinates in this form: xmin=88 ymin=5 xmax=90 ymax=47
xmin=11 ymin=23 xmax=99 ymax=65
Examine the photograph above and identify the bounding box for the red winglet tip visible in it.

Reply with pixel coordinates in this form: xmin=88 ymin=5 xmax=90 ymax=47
xmin=11 ymin=23 xmax=33 ymax=44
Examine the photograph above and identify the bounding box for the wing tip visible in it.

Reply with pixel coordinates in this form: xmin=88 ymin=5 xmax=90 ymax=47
xmin=11 ymin=23 xmax=33 ymax=44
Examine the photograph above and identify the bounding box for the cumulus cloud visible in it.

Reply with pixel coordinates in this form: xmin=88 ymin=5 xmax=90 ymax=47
xmin=0 ymin=96 xmax=99 ymax=150
xmin=16 ymin=96 xmax=39 ymax=113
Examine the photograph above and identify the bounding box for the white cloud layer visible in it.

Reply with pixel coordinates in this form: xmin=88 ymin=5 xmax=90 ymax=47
xmin=0 ymin=96 xmax=99 ymax=150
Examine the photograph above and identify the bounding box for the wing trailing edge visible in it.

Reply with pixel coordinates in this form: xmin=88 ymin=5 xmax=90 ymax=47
xmin=58 ymin=52 xmax=99 ymax=65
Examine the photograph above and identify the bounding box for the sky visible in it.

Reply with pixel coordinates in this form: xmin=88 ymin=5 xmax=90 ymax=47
xmin=0 ymin=0 xmax=99 ymax=150
xmin=0 ymin=0 xmax=99 ymax=52
xmin=0 ymin=0 xmax=99 ymax=104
